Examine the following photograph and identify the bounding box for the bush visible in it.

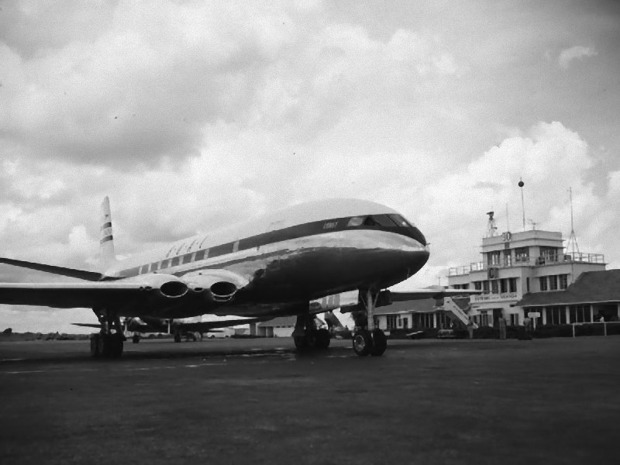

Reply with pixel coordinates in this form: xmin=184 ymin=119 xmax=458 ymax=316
xmin=473 ymin=326 xmax=498 ymax=339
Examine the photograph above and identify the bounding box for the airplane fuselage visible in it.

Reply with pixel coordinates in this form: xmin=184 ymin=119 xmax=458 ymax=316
xmin=107 ymin=199 xmax=430 ymax=318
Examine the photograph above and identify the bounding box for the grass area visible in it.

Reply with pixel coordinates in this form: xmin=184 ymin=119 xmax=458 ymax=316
xmin=0 ymin=337 xmax=619 ymax=464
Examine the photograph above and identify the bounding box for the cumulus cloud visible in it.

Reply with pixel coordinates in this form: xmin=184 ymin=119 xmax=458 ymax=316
xmin=0 ymin=2 xmax=459 ymax=170
xmin=393 ymin=121 xmax=619 ymax=289
xmin=558 ymin=45 xmax=598 ymax=69
xmin=1 ymin=1 xmax=619 ymax=332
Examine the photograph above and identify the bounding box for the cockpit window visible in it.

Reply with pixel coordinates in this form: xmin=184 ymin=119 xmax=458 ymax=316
xmin=347 ymin=217 xmax=364 ymax=227
xmin=363 ymin=216 xmax=378 ymax=226
xmin=389 ymin=214 xmax=412 ymax=228
xmin=349 ymin=215 xmax=400 ymax=228
xmin=373 ymin=215 xmax=399 ymax=227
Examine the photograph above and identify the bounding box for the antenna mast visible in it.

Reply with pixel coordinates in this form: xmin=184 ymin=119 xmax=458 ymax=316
xmin=518 ymin=178 xmax=526 ymax=231
xmin=486 ymin=211 xmax=497 ymax=238
xmin=566 ymin=187 xmax=580 ymax=256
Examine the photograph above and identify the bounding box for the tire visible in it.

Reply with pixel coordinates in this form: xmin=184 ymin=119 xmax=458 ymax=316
xmin=294 ymin=335 xmax=307 ymax=350
xmin=370 ymin=329 xmax=387 ymax=356
xmin=102 ymin=334 xmax=124 ymax=358
xmin=352 ymin=330 xmax=373 ymax=356
xmin=132 ymin=334 xmax=140 ymax=344
xmin=90 ymin=334 xmax=102 ymax=358
xmin=315 ymin=329 xmax=331 ymax=350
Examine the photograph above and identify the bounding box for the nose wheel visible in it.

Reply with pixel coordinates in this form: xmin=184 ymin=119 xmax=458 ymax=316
xmin=352 ymin=289 xmax=388 ymax=357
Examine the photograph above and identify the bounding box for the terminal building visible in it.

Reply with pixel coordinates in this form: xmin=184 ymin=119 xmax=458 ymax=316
xmin=447 ymin=211 xmax=616 ymax=327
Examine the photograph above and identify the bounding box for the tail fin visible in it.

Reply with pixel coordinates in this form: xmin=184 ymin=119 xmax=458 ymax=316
xmin=99 ymin=196 xmax=116 ymax=269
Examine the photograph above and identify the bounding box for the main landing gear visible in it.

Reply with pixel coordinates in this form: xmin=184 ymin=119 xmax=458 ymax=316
xmin=90 ymin=309 xmax=125 ymax=359
xmin=351 ymin=289 xmax=388 ymax=357
xmin=292 ymin=314 xmax=331 ymax=351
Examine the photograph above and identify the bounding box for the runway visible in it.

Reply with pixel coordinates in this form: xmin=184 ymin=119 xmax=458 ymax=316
xmin=1 ymin=336 xmax=619 ymax=465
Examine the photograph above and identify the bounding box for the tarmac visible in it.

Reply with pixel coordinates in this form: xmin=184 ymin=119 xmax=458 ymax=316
xmin=1 ymin=336 xmax=619 ymax=465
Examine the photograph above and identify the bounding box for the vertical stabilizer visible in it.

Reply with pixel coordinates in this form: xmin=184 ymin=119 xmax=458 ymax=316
xmin=100 ymin=196 xmax=116 ymax=269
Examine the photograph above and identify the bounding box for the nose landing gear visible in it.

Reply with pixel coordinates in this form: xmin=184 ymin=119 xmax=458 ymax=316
xmin=352 ymin=289 xmax=388 ymax=357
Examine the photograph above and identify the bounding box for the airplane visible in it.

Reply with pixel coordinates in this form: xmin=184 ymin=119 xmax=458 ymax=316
xmin=73 ymin=315 xmax=266 ymax=343
xmin=0 ymin=197 xmax=478 ymax=359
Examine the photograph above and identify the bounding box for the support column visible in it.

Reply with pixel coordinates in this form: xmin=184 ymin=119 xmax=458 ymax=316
xmin=589 ymin=305 xmax=594 ymax=323
xmin=565 ymin=306 xmax=570 ymax=324
xmin=366 ymin=289 xmax=375 ymax=331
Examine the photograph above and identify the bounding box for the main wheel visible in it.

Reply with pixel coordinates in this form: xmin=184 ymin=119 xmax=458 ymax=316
xmin=352 ymin=329 xmax=373 ymax=356
xmin=90 ymin=334 xmax=102 ymax=358
xmin=294 ymin=335 xmax=308 ymax=350
xmin=370 ymin=329 xmax=387 ymax=356
xmin=102 ymin=334 xmax=124 ymax=358
xmin=315 ymin=328 xmax=331 ymax=350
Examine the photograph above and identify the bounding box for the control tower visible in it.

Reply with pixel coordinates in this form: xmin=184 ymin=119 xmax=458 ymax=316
xmin=447 ymin=216 xmax=605 ymax=327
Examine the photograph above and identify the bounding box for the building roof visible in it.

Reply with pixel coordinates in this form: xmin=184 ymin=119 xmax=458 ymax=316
xmin=374 ymin=298 xmax=438 ymax=315
xmin=517 ymin=269 xmax=620 ymax=307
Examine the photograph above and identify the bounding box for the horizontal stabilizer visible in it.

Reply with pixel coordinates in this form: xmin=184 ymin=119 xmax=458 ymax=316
xmin=0 ymin=257 xmax=108 ymax=281
xmin=174 ymin=316 xmax=270 ymax=333
xmin=72 ymin=323 xmax=101 ymax=329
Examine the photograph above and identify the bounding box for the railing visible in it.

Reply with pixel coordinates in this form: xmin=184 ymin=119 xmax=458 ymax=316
xmin=564 ymin=252 xmax=605 ymax=264
xmin=448 ymin=251 xmax=605 ymax=276
xmin=448 ymin=262 xmax=486 ymax=276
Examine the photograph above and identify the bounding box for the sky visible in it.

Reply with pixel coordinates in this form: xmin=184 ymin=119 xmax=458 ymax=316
xmin=1 ymin=0 xmax=619 ymax=332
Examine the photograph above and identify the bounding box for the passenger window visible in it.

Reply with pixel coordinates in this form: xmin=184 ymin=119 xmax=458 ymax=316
xmin=182 ymin=253 xmax=193 ymax=264
xmin=161 ymin=259 xmax=170 ymax=269
xmin=150 ymin=262 xmax=159 ymax=272
xmin=170 ymin=257 xmax=180 ymax=267
xmin=195 ymin=250 xmax=206 ymax=261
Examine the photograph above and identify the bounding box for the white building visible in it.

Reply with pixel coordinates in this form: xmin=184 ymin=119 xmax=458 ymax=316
xmin=448 ymin=228 xmax=605 ymax=327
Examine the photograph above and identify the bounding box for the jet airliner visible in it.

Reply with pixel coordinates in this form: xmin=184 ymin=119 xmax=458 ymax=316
xmin=0 ymin=197 xmax=475 ymax=358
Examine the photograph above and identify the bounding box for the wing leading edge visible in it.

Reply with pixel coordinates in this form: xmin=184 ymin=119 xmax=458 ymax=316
xmin=0 ymin=257 xmax=109 ymax=281
xmin=389 ymin=288 xmax=482 ymax=301
xmin=0 ymin=282 xmax=163 ymax=309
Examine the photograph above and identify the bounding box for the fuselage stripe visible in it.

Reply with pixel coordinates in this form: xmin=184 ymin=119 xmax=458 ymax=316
xmin=117 ymin=214 xmax=426 ymax=278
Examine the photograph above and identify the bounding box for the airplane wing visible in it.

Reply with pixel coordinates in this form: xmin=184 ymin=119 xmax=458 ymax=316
xmin=0 ymin=282 xmax=165 ymax=309
xmin=389 ymin=288 xmax=481 ymax=301
xmin=0 ymin=257 xmax=109 ymax=281
xmin=1 ymin=256 xmax=249 ymax=312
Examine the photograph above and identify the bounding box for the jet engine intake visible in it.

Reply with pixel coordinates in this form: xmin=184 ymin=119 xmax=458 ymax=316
xmin=183 ymin=270 xmax=249 ymax=304
xmin=128 ymin=273 xmax=189 ymax=299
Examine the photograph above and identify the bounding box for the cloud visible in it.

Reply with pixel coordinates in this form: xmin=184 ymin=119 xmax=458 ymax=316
xmin=392 ymin=121 xmax=619 ymax=288
xmin=1 ymin=1 xmax=620 ymax=332
xmin=0 ymin=3 xmax=462 ymax=170
xmin=558 ymin=45 xmax=598 ymax=69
